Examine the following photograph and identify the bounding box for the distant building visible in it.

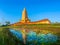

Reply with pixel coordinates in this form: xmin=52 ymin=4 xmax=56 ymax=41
xmin=11 ymin=8 xmax=51 ymax=26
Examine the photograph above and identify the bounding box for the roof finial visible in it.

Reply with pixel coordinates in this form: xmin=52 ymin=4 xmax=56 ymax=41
xmin=24 ymin=8 xmax=26 ymax=11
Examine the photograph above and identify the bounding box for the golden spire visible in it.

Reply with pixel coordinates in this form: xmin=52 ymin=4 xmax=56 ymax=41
xmin=20 ymin=8 xmax=30 ymax=23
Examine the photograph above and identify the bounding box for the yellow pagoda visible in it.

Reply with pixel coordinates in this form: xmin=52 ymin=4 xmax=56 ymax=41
xmin=11 ymin=8 xmax=51 ymax=26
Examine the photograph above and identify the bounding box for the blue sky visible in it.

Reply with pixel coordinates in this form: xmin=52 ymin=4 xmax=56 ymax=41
xmin=0 ymin=0 xmax=60 ymax=24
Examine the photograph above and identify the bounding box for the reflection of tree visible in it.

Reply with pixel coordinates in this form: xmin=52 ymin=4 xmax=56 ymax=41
xmin=37 ymin=33 xmax=58 ymax=45
xmin=26 ymin=31 xmax=37 ymax=45
xmin=26 ymin=31 xmax=58 ymax=45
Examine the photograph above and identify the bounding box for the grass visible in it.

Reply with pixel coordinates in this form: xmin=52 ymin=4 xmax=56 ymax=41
xmin=0 ymin=24 xmax=60 ymax=34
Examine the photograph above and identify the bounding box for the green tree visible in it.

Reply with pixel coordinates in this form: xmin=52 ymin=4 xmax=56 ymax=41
xmin=5 ymin=21 xmax=10 ymax=26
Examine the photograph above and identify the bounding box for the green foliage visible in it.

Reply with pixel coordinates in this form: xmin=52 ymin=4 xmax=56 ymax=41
xmin=0 ymin=28 xmax=24 ymax=45
xmin=5 ymin=21 xmax=10 ymax=26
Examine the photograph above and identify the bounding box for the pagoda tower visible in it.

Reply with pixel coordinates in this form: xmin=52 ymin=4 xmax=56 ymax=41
xmin=11 ymin=8 xmax=51 ymax=26
xmin=20 ymin=8 xmax=30 ymax=23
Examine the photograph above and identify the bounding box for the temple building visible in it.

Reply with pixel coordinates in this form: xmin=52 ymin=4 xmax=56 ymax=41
xmin=11 ymin=8 xmax=51 ymax=26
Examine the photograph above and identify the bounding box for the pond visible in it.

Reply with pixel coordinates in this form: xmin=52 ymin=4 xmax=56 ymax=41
xmin=10 ymin=29 xmax=59 ymax=45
